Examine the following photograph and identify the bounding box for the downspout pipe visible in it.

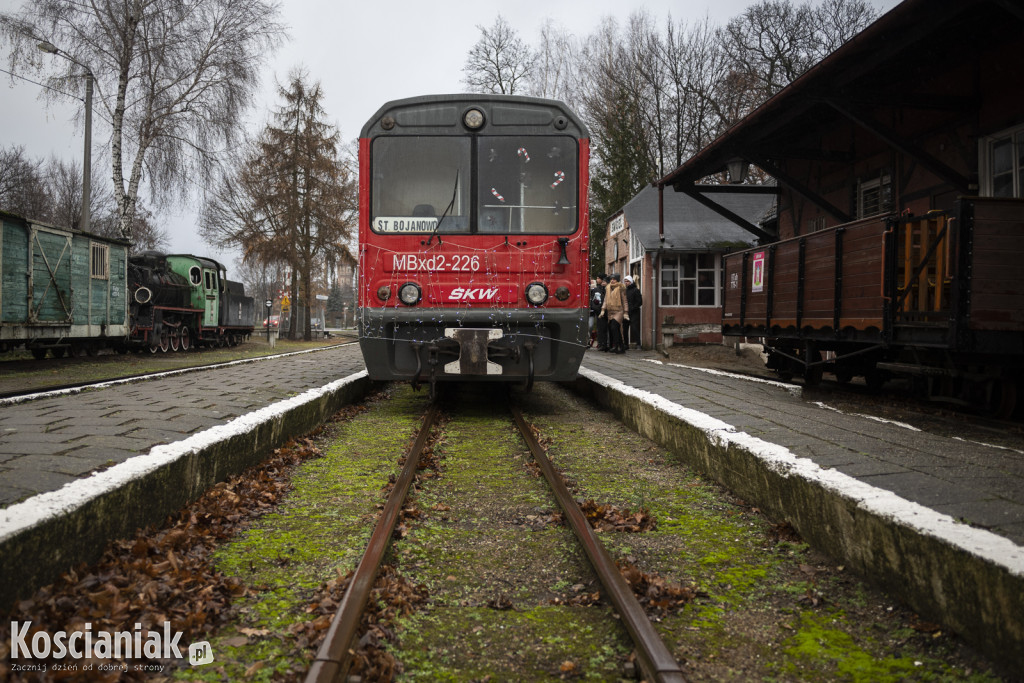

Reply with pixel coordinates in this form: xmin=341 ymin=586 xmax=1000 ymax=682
xmin=654 ymin=183 xmax=664 ymax=352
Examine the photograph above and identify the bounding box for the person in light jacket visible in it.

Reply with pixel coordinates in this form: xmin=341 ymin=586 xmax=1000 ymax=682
xmin=600 ymin=273 xmax=628 ymax=354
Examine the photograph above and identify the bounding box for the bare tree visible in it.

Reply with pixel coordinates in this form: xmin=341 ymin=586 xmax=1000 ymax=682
xmin=462 ymin=15 xmax=535 ymax=95
xmin=0 ymin=145 xmax=48 ymax=219
xmin=718 ymin=0 xmax=877 ymax=117
xmin=528 ymin=19 xmax=579 ymax=103
xmin=720 ymin=0 xmax=817 ymax=103
xmin=1 ymin=0 xmax=286 ymax=243
xmin=201 ymin=71 xmax=356 ymax=341
xmin=812 ymin=0 xmax=878 ymax=58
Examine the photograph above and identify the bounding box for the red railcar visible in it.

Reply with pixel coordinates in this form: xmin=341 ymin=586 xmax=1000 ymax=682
xmin=357 ymin=95 xmax=590 ymax=395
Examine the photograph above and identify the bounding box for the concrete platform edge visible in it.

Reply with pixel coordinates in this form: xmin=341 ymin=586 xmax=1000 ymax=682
xmin=566 ymin=367 xmax=1024 ymax=671
xmin=0 ymin=370 xmax=372 ymax=608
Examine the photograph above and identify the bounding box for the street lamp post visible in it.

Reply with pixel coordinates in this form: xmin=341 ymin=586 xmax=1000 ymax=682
xmin=37 ymin=40 xmax=93 ymax=233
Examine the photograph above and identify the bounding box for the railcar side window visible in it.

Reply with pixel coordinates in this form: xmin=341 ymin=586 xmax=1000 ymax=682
xmin=372 ymin=137 xmax=470 ymax=233
xmin=478 ymin=137 xmax=577 ymax=234
xmin=90 ymin=243 xmax=109 ymax=279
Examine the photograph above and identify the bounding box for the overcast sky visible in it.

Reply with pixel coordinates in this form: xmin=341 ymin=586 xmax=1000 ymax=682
xmin=1 ymin=0 xmax=900 ymax=263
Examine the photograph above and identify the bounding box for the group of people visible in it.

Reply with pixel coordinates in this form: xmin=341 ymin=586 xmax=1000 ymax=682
xmin=588 ymin=272 xmax=643 ymax=353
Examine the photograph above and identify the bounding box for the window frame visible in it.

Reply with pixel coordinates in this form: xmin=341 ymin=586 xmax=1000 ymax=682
xmin=90 ymin=242 xmax=109 ymax=280
xmin=856 ymin=173 xmax=892 ymax=219
xmin=980 ymin=123 xmax=1024 ymax=198
xmin=369 ymin=134 xmax=579 ymax=235
xmin=659 ymin=252 xmax=720 ymax=308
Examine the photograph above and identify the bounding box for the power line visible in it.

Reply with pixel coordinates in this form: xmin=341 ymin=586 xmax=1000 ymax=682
xmin=0 ymin=66 xmax=83 ymax=102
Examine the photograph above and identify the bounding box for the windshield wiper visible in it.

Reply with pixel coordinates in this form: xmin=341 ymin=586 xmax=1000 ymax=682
xmin=426 ymin=171 xmax=459 ymax=247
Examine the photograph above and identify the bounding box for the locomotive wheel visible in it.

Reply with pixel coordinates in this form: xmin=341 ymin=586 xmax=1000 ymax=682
xmin=159 ymin=330 xmax=170 ymax=353
xmin=180 ymin=327 xmax=191 ymax=351
xmin=170 ymin=332 xmax=180 ymax=352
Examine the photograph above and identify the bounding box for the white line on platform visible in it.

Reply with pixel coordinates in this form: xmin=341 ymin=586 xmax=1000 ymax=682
xmin=812 ymin=401 xmax=922 ymax=431
xmin=0 ymin=344 xmax=352 ymax=407
xmin=641 ymin=358 xmax=802 ymax=395
xmin=580 ymin=365 xmax=1024 ymax=575
xmin=0 ymin=370 xmax=369 ymax=543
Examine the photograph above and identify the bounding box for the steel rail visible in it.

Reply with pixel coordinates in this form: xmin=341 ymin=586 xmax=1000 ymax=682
xmin=510 ymin=405 xmax=687 ymax=683
xmin=306 ymin=403 xmax=442 ymax=683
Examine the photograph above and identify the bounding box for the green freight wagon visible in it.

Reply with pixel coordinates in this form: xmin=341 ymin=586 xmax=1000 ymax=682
xmin=0 ymin=211 xmax=129 ymax=358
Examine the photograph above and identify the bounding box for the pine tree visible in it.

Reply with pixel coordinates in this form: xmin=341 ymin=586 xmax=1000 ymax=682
xmin=201 ymin=70 xmax=356 ymax=340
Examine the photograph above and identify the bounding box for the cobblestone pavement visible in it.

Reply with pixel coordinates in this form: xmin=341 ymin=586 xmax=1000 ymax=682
xmin=0 ymin=344 xmax=367 ymax=507
xmin=581 ymin=347 xmax=1024 ymax=546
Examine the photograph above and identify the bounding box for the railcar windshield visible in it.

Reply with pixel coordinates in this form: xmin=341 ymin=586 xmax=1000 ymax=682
xmin=372 ymin=137 xmax=471 ymax=234
xmin=478 ymin=137 xmax=577 ymax=234
xmin=370 ymin=135 xmax=577 ymax=234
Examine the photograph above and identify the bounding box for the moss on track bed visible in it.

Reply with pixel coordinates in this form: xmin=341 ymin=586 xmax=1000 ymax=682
xmin=178 ymin=381 xmax=1001 ymax=681
xmin=176 ymin=385 xmax=424 ymax=681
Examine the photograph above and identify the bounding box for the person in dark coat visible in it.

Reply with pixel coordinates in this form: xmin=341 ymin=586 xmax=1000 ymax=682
xmin=623 ymin=275 xmax=643 ymax=349
xmin=591 ymin=273 xmax=609 ymax=351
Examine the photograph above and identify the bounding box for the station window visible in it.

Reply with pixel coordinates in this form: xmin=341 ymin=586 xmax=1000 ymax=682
xmin=857 ymin=173 xmax=892 ymax=218
xmin=981 ymin=124 xmax=1024 ymax=198
xmin=90 ymin=243 xmax=109 ymax=279
xmin=660 ymin=253 xmax=719 ymax=307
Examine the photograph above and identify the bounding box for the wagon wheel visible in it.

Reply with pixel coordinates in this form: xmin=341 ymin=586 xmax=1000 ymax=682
xmin=31 ymin=348 xmax=48 ymax=360
xmin=986 ymin=376 xmax=1018 ymax=420
xmin=170 ymin=331 xmax=180 ymax=352
xmin=51 ymin=347 xmax=67 ymax=359
xmin=179 ymin=327 xmax=191 ymax=351
xmin=834 ymin=366 xmax=854 ymax=384
xmin=797 ymin=342 xmax=823 ymax=386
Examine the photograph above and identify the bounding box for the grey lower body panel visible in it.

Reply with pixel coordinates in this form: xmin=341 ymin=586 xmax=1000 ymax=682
xmin=358 ymin=307 xmax=587 ymax=383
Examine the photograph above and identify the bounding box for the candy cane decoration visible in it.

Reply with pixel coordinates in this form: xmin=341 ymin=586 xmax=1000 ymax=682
xmin=517 ymin=147 xmax=530 ymax=162
xmin=550 ymin=170 xmax=565 ymax=189
xmin=491 ymin=187 xmax=505 ymax=203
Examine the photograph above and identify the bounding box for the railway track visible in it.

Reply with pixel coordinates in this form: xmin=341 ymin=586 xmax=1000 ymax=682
xmin=307 ymin=397 xmax=686 ymax=683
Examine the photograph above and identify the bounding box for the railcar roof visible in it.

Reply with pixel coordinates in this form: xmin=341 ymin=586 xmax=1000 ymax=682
xmin=360 ymin=93 xmax=588 ymax=139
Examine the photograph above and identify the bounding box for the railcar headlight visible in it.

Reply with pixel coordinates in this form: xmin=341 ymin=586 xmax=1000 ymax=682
xmin=399 ymin=282 xmax=422 ymax=306
xmin=525 ymin=282 xmax=549 ymax=306
xmin=463 ymin=108 xmax=485 ymax=129
xmin=377 ymin=285 xmax=392 ymax=301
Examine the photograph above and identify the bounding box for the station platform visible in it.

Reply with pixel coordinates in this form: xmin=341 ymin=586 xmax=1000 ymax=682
xmin=575 ymin=346 xmax=1024 ymax=671
xmin=0 ymin=344 xmax=371 ymax=606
